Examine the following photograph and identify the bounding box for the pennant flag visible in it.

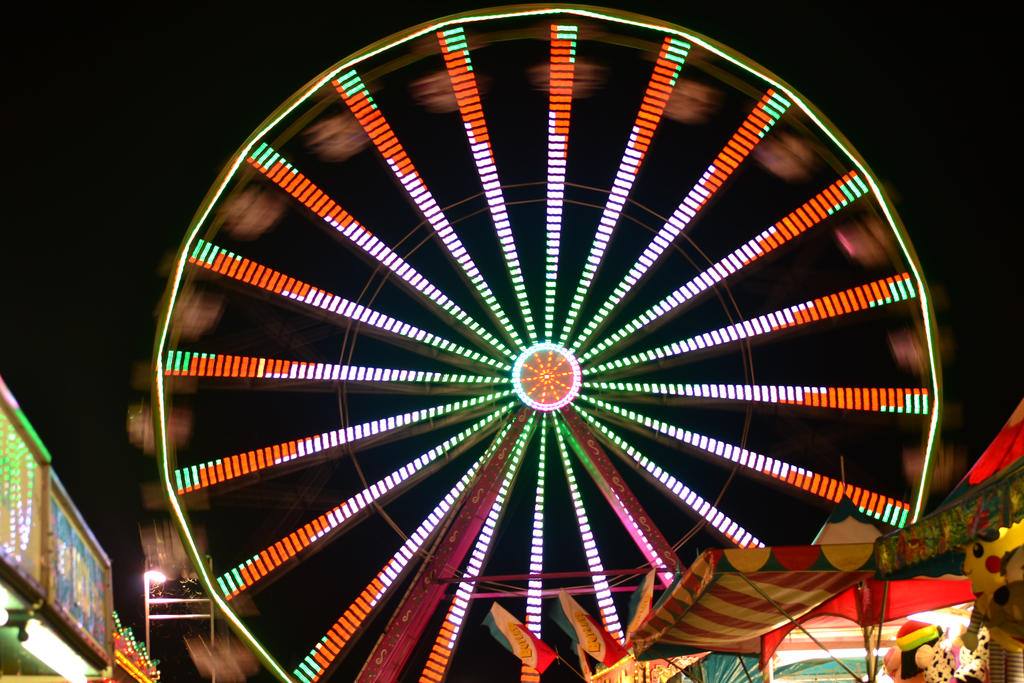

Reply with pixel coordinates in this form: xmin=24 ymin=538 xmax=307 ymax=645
xmin=483 ymin=602 xmax=556 ymax=673
xmin=551 ymin=590 xmax=629 ymax=666
xmin=626 ymin=569 xmax=657 ymax=641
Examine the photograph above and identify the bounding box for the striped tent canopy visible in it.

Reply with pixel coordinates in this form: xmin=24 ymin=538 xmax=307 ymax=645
xmin=631 ymin=543 xmax=876 ymax=656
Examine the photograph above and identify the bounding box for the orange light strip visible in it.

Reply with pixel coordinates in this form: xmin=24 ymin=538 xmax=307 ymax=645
xmin=570 ymin=89 xmax=791 ymax=352
xmin=173 ymin=391 xmax=507 ymax=495
xmin=542 ymin=24 xmax=578 ymax=344
xmin=184 ymin=239 xmax=503 ymax=370
xmin=558 ymin=35 xmax=690 ymax=345
xmin=333 ymin=70 xmax=524 ymax=351
xmin=246 ymin=144 xmax=511 ymax=360
xmin=581 ymin=395 xmax=911 ymax=525
xmin=584 ymin=382 xmax=930 ymax=415
xmin=438 ymin=26 xmax=537 ymax=342
xmin=580 ymin=172 xmax=870 ymax=363
xmin=588 ymin=271 xmax=917 ymax=375
xmin=163 ymin=350 xmax=501 ymax=386
xmin=214 ymin=408 xmax=507 ymax=599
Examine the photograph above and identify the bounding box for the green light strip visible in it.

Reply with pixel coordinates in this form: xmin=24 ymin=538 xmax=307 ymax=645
xmin=187 ymin=239 xmax=508 ymax=371
xmin=334 ymin=69 xmax=527 ymax=354
xmin=573 ymin=407 xmax=761 ymax=547
xmin=439 ymin=27 xmax=539 ymax=344
xmin=174 ymin=391 xmax=510 ymax=494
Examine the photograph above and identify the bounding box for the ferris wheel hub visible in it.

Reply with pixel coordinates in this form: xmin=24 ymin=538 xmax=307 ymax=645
xmin=511 ymin=343 xmax=582 ymax=412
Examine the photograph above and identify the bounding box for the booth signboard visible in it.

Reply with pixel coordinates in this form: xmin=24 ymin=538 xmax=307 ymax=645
xmin=49 ymin=474 xmax=112 ymax=659
xmin=0 ymin=373 xmax=113 ymax=671
xmin=0 ymin=382 xmax=46 ymax=591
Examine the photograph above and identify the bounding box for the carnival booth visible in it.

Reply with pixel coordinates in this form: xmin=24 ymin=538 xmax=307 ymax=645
xmin=876 ymin=398 xmax=1024 ymax=683
xmin=623 ymin=398 xmax=1024 ymax=683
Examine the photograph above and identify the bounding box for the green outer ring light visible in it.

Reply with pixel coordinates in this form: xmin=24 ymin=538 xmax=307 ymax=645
xmin=512 ymin=343 xmax=582 ymax=411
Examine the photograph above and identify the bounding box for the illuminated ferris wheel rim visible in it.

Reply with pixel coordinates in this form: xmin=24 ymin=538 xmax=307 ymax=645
xmin=152 ymin=6 xmax=943 ymax=683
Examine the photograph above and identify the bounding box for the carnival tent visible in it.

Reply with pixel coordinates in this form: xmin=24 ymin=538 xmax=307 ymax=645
xmin=631 ymin=543 xmax=879 ymax=657
xmin=631 ymin=541 xmax=973 ymax=665
xmin=876 ymin=397 xmax=1024 ymax=577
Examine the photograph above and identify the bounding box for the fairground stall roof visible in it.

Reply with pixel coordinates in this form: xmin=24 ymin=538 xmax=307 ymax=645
xmin=876 ymin=397 xmax=1024 ymax=577
xmin=630 ymin=540 xmax=972 ymax=662
xmin=630 ymin=543 xmax=876 ymax=657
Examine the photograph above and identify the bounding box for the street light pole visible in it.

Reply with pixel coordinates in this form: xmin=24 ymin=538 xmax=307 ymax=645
xmin=143 ymin=570 xmax=166 ymax=659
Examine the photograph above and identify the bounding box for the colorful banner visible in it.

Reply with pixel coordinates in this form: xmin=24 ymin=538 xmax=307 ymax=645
xmin=483 ymin=602 xmax=556 ymax=673
xmin=552 ymin=589 xmax=629 ymax=666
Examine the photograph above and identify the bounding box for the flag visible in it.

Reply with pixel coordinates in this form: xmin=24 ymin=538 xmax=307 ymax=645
xmin=551 ymin=590 xmax=629 ymax=666
xmin=625 ymin=569 xmax=656 ymax=642
xmin=483 ymin=602 xmax=556 ymax=673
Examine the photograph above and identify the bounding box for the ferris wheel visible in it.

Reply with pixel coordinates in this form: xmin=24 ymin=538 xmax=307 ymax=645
xmin=153 ymin=6 xmax=941 ymax=682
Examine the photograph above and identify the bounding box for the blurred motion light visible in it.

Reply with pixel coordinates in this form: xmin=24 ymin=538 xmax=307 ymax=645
xmin=20 ymin=618 xmax=88 ymax=683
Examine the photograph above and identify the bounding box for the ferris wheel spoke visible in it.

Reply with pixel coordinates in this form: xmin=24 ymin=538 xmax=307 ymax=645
xmin=172 ymin=391 xmax=510 ymax=496
xmin=584 ymin=381 xmax=931 ymax=416
xmin=557 ymin=35 xmax=691 ymax=346
xmin=542 ymin=24 xmax=578 ymax=345
xmin=355 ymin=410 xmax=535 ymax=683
xmin=334 ymin=71 xmax=525 ymax=352
xmin=163 ymin=349 xmax=504 ymax=395
xmin=186 ymin=239 xmax=508 ymax=372
xmin=570 ymin=90 xmax=792 ymax=353
xmin=586 ymin=271 xmax=918 ymax=378
xmin=520 ymin=417 xmax=549 ymax=682
xmin=293 ymin=413 xmax=526 ymax=683
xmin=579 ymin=171 xmax=871 ymax=364
xmin=215 ymin=406 xmax=511 ymax=602
xmin=417 ymin=417 xmax=536 ymax=683
xmin=552 ymin=422 xmax=625 ymax=642
xmin=574 ymin=407 xmax=762 ymax=548
xmin=437 ymin=27 xmax=538 ymax=343
xmin=579 ymin=395 xmax=911 ymax=526
xmin=247 ymin=144 xmax=512 ymax=359
xmin=556 ymin=408 xmax=679 ymax=587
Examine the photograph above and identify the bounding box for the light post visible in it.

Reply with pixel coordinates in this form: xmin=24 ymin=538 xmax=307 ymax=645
xmin=143 ymin=568 xmax=216 ymax=682
xmin=143 ymin=569 xmax=167 ymax=658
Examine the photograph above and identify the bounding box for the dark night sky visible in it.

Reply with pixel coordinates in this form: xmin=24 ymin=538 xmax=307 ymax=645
xmin=2 ymin=2 xmax=1021 ymax=681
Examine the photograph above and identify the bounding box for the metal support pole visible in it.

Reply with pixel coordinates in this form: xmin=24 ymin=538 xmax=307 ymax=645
xmin=144 ymin=574 xmax=151 ymax=658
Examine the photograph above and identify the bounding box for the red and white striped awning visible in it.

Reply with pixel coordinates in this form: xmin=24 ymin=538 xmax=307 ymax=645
xmin=631 ymin=544 xmax=877 ymax=655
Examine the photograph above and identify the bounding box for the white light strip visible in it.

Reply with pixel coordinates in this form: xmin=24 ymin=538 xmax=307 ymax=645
xmin=580 ymin=173 xmax=869 ymax=363
xmin=585 ymin=271 xmax=915 ymax=375
xmin=570 ymin=91 xmax=792 ymax=353
xmin=422 ymin=416 xmax=536 ymax=678
xmin=575 ymin=407 xmax=762 ymax=548
xmin=335 ymin=71 xmax=525 ymax=353
xmin=21 ymin=619 xmax=88 ymax=683
xmin=175 ymin=391 xmax=510 ymax=493
xmin=579 ymin=394 xmax=882 ymax=511
xmin=583 ymin=381 xmax=929 ymax=414
xmin=557 ymin=36 xmax=690 ymax=346
xmin=525 ymin=417 xmax=549 ymax=637
xmin=188 ymin=240 xmax=507 ymax=371
xmin=166 ymin=351 xmax=505 ymax=386
xmin=247 ymin=145 xmax=511 ymax=362
xmin=554 ymin=423 xmax=624 ymax=641
xmin=439 ymin=27 xmax=538 ymax=343
xmin=219 ymin=406 xmax=512 ymax=597
xmin=296 ymin=415 xmax=525 ymax=681
xmin=544 ymin=24 xmax=578 ymax=343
